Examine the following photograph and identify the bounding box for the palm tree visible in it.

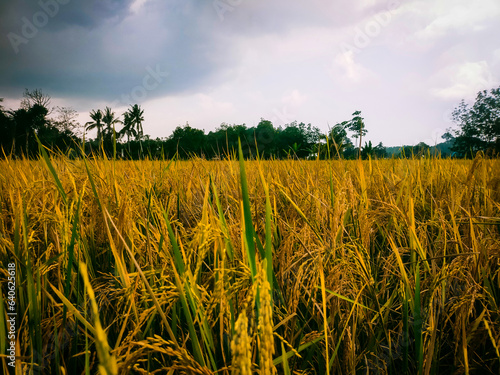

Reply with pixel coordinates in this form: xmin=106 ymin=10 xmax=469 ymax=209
xmin=126 ymin=104 xmax=145 ymax=156
xmin=85 ymin=109 xmax=104 ymax=146
xmin=102 ymin=107 xmax=122 ymax=155
xmin=345 ymin=111 xmax=367 ymax=159
xmin=119 ymin=112 xmax=137 ymax=155
xmin=127 ymin=104 xmax=144 ymax=140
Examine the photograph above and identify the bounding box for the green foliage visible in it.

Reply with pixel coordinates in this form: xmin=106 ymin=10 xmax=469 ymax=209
xmin=166 ymin=122 xmax=206 ymax=158
xmin=1 ymin=92 xmax=78 ymax=157
xmin=446 ymin=86 xmax=500 ymax=157
xmin=326 ymin=124 xmax=352 ymax=158
xmin=275 ymin=121 xmax=321 ymax=158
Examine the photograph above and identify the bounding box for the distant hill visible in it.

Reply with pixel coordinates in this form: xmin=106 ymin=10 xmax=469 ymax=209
xmin=385 ymin=140 xmax=454 ymax=157
xmin=431 ymin=140 xmax=454 ymax=156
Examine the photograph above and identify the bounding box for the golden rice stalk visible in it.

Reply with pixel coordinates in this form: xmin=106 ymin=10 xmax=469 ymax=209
xmin=79 ymin=262 xmax=118 ymax=375
xmin=231 ymin=311 xmax=252 ymax=375
xmin=257 ymin=265 xmax=275 ymax=375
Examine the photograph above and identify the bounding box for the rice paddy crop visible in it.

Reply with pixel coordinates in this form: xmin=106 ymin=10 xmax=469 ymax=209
xmin=0 ymin=150 xmax=499 ymax=374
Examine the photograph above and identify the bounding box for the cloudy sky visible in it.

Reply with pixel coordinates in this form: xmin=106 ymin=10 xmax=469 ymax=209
xmin=1 ymin=0 xmax=499 ymax=146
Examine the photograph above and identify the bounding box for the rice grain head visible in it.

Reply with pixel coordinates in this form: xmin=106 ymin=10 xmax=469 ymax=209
xmin=258 ymin=266 xmax=275 ymax=375
xmin=231 ymin=311 xmax=252 ymax=375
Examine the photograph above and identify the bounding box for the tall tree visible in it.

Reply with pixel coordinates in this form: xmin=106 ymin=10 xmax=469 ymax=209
xmin=102 ymin=107 xmax=122 ymax=153
xmin=253 ymin=118 xmax=276 ymax=158
xmin=20 ymin=89 xmax=52 ymax=112
xmin=119 ymin=112 xmax=137 ymax=154
xmin=344 ymin=110 xmax=367 ymax=159
xmin=445 ymin=86 xmax=500 ymax=156
xmin=85 ymin=109 xmax=104 ymax=146
xmin=10 ymin=104 xmax=49 ymax=156
xmin=126 ymin=104 xmax=145 ymax=156
xmin=54 ymin=107 xmax=81 ymax=136
xmin=127 ymin=104 xmax=145 ymax=140
xmin=11 ymin=90 xmax=52 ymax=155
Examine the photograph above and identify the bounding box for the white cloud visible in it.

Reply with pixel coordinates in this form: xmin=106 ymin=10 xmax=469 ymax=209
xmin=430 ymin=61 xmax=497 ymax=100
xmin=410 ymin=0 xmax=500 ymax=39
xmin=329 ymin=50 xmax=374 ymax=83
xmin=130 ymin=0 xmax=149 ymax=14
xmin=196 ymin=93 xmax=235 ymax=112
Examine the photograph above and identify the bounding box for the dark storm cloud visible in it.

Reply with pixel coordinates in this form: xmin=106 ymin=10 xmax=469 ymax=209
xmin=0 ymin=0 xmax=137 ymax=97
xmin=0 ymin=0 xmax=134 ymax=32
xmin=0 ymin=0 xmax=240 ymax=101
xmin=0 ymin=0 xmax=367 ymax=103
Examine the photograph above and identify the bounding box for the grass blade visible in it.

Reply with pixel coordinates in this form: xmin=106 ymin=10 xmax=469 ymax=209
xmin=36 ymin=135 xmax=68 ymax=206
xmin=238 ymin=138 xmax=257 ymax=280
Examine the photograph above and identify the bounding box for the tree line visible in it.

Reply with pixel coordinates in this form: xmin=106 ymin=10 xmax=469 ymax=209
xmin=1 ymin=86 xmax=499 ymax=159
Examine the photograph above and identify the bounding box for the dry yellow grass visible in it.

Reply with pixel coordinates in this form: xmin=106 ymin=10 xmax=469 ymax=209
xmin=0 ymin=154 xmax=499 ymax=374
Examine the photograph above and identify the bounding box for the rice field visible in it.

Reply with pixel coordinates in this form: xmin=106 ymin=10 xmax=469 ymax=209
xmin=0 ymin=149 xmax=499 ymax=374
